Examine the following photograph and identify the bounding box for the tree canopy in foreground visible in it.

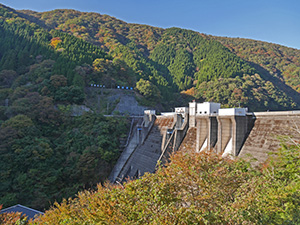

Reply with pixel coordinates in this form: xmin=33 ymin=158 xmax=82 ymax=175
xmin=28 ymin=143 xmax=300 ymax=225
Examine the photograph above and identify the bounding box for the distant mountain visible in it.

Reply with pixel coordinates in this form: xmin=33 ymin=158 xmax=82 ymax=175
xmin=16 ymin=7 xmax=300 ymax=111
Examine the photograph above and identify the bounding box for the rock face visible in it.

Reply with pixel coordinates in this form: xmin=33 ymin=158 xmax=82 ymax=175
xmin=85 ymin=88 xmax=149 ymax=116
xmin=70 ymin=105 xmax=91 ymax=116
xmin=112 ymin=95 xmax=149 ymax=116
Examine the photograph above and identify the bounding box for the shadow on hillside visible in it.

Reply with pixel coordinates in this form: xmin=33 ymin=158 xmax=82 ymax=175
xmin=16 ymin=11 xmax=49 ymax=29
xmin=248 ymin=61 xmax=300 ymax=108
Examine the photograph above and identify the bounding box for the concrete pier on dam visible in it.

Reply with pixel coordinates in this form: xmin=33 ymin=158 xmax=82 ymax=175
xmin=110 ymin=101 xmax=300 ymax=183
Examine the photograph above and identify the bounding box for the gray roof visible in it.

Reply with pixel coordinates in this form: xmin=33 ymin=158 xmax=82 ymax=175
xmin=0 ymin=204 xmax=44 ymax=219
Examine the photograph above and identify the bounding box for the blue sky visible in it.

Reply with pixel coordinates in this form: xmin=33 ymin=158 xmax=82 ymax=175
xmin=1 ymin=0 xmax=299 ymax=49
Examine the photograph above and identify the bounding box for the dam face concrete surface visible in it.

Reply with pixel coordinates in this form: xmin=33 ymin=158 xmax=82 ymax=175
xmin=239 ymin=111 xmax=300 ymax=167
xmin=114 ymin=115 xmax=177 ymax=183
xmin=110 ymin=102 xmax=300 ymax=183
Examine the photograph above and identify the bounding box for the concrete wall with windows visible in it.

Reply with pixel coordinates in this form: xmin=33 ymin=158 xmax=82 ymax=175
xmin=196 ymin=102 xmax=221 ymax=115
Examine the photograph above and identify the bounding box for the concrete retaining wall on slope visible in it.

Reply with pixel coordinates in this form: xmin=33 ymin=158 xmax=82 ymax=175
xmin=116 ymin=115 xmax=176 ymax=182
xmin=238 ymin=111 xmax=300 ymax=167
xmin=109 ymin=118 xmax=143 ymax=183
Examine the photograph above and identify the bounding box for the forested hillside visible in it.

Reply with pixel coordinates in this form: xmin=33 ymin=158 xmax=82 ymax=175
xmin=0 ymin=4 xmax=129 ymax=210
xmin=18 ymin=7 xmax=300 ymax=110
xmin=211 ymin=35 xmax=300 ymax=107
xmin=1 ymin=2 xmax=300 ymax=213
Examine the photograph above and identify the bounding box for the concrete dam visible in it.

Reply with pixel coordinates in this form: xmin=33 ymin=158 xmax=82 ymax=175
xmin=110 ymin=102 xmax=300 ymax=183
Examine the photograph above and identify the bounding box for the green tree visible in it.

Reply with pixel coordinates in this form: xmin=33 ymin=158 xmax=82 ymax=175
xmin=0 ymin=70 xmax=18 ymax=88
xmin=136 ymin=78 xmax=161 ymax=100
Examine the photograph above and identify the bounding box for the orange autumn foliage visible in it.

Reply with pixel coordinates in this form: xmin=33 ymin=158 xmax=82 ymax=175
xmin=49 ymin=37 xmax=62 ymax=49
xmin=0 ymin=205 xmax=29 ymax=225
xmin=33 ymin=152 xmax=258 ymax=224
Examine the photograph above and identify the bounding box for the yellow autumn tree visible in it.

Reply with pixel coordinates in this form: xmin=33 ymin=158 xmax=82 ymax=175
xmin=49 ymin=37 xmax=62 ymax=49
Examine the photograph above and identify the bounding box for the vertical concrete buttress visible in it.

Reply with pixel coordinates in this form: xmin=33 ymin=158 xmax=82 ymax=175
xmin=216 ymin=115 xmax=254 ymax=156
xmin=196 ymin=117 xmax=208 ymax=152
xmin=195 ymin=116 xmax=218 ymax=152
xmin=216 ymin=116 xmax=233 ymax=155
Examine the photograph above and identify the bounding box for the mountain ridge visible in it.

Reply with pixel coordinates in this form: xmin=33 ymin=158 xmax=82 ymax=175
xmin=12 ymin=5 xmax=300 ymax=111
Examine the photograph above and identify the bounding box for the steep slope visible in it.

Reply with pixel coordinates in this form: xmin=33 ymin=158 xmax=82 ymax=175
xmin=213 ymin=36 xmax=300 ymax=90
xmin=149 ymin=28 xmax=255 ymax=90
xmin=17 ymin=8 xmax=171 ymax=100
xmin=212 ymin=36 xmax=300 ymax=105
xmin=17 ymin=9 xmax=164 ymax=52
xmin=0 ymin=4 xmax=131 ymax=210
xmin=118 ymin=116 xmax=175 ymax=181
xmin=18 ymin=7 xmax=300 ymax=110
